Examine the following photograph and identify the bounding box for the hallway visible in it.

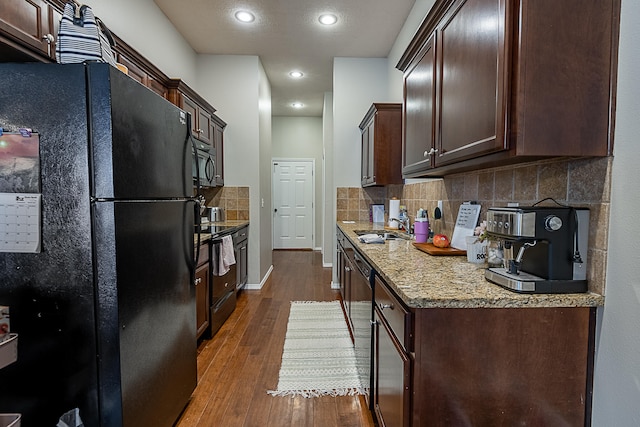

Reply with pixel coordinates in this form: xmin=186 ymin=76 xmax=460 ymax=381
xmin=176 ymin=250 xmax=375 ymax=426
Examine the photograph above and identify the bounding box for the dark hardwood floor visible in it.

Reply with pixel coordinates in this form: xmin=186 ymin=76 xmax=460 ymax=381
xmin=176 ymin=250 xmax=376 ymax=427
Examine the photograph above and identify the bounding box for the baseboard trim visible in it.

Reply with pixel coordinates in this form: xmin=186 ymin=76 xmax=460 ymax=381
xmin=243 ymin=264 xmax=274 ymax=291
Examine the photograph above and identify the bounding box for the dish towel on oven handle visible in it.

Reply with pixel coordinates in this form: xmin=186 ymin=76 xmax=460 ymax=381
xmin=56 ymin=2 xmax=117 ymax=66
xmin=214 ymin=235 xmax=236 ymax=276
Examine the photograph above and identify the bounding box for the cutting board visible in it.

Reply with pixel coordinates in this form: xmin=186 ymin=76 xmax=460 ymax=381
xmin=412 ymin=242 xmax=467 ymax=256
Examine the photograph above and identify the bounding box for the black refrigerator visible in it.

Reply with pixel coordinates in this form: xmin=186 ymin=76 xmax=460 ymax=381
xmin=0 ymin=63 xmax=197 ymax=426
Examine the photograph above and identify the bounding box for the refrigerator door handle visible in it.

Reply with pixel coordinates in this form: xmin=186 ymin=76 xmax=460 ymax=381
xmin=192 ymin=197 xmax=204 ymax=271
xmin=186 ymin=112 xmax=204 ymax=273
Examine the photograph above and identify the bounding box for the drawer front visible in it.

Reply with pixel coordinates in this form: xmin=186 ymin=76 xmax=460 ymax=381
xmin=233 ymin=227 xmax=248 ymax=247
xmin=236 ymin=226 xmax=249 ymax=240
xmin=375 ymin=275 xmax=411 ymax=351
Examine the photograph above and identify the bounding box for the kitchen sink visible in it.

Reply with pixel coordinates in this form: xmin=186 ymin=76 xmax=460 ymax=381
xmin=353 ymin=230 xmax=411 ymax=240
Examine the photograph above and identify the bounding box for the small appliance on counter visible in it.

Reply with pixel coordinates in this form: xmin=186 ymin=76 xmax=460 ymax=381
xmin=197 ymin=207 xmax=225 ymax=232
xmin=210 ymin=206 xmax=225 ymax=222
xmin=484 ymin=206 xmax=589 ymax=293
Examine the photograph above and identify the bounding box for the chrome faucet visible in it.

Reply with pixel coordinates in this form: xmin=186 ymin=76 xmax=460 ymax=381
xmin=389 ymin=216 xmax=411 ymax=235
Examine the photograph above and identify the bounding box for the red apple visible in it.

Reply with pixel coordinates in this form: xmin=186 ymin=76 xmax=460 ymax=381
xmin=432 ymin=234 xmax=450 ymax=248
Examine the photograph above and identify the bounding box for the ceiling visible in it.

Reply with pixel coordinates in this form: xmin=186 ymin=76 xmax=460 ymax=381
xmin=153 ymin=0 xmax=417 ymax=117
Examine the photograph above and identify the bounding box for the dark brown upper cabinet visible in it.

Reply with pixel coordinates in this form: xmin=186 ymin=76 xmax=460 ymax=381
xmin=212 ymin=113 xmax=226 ymax=186
xmin=397 ymin=0 xmax=620 ymax=177
xmin=115 ymin=51 xmax=168 ymax=100
xmin=402 ymin=33 xmax=437 ymax=177
xmin=167 ymin=79 xmax=216 ymax=146
xmin=359 ymin=103 xmax=403 ymax=187
xmin=0 ymin=0 xmax=60 ymax=61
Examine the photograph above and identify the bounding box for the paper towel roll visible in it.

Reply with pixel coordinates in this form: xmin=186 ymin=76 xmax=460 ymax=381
xmin=388 ymin=198 xmax=400 ymax=229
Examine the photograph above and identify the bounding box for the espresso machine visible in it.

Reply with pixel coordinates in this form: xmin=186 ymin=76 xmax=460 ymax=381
xmin=484 ymin=206 xmax=589 ymax=293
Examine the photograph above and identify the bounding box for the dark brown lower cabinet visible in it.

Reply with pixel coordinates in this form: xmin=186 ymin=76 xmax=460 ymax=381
xmin=195 ymin=241 xmax=210 ymax=340
xmin=374 ymin=275 xmax=412 ymax=427
xmin=337 ymin=230 xmax=352 ymax=329
xmin=233 ymin=225 xmax=249 ymax=290
xmin=371 ymin=271 xmax=595 ymax=426
xmin=411 ymin=307 xmax=595 ymax=426
xmin=374 ymin=306 xmax=411 ymax=427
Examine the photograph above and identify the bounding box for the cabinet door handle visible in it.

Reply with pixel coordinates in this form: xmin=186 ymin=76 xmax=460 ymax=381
xmin=345 ymin=266 xmax=352 ymax=272
xmin=43 ymin=34 xmax=54 ymax=43
xmin=194 ymin=277 xmax=202 ymax=285
xmin=428 ymin=148 xmax=438 ymax=155
xmin=196 ymin=128 xmax=204 ymax=133
xmin=379 ymin=303 xmax=393 ymax=311
xmin=423 ymin=150 xmax=429 ymax=158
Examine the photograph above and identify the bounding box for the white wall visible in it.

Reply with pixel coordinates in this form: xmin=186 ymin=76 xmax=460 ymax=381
xmin=272 ymin=117 xmax=324 ymax=249
xmin=323 ymin=92 xmax=335 ymax=267
xmin=386 ymin=0 xmax=437 ymax=102
xmin=333 ymin=58 xmax=390 ymax=188
xmin=195 ymin=56 xmax=260 ymax=186
xmin=195 ymin=55 xmax=270 ymax=285
xmin=330 ymin=58 xmax=389 ymax=283
xmin=83 ymin=0 xmax=197 ymax=85
xmin=258 ymin=61 xmax=273 ymax=279
xmin=592 ymin=0 xmax=640 ymax=424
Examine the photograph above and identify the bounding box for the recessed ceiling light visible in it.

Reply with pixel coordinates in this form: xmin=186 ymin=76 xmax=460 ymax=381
xmin=289 ymin=71 xmax=304 ymax=78
xmin=318 ymin=14 xmax=338 ymax=25
xmin=292 ymin=102 xmax=304 ymax=109
xmin=235 ymin=10 xmax=255 ymax=23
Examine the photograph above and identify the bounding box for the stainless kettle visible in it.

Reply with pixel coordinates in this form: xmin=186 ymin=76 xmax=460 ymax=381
xmin=210 ymin=207 xmax=225 ymax=222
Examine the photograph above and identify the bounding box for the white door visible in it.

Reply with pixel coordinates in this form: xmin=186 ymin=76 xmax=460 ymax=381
xmin=273 ymin=160 xmax=314 ymax=249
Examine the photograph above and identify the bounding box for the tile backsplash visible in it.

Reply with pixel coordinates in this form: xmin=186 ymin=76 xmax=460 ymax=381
xmin=202 ymin=186 xmax=250 ymax=220
xmin=337 ymin=156 xmax=612 ymax=295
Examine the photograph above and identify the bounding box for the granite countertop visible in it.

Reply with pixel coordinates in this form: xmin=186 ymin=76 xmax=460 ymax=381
xmin=337 ymin=221 xmax=604 ymax=309
xmin=195 ymin=233 xmax=212 ymax=246
xmin=194 ymin=220 xmax=249 ymax=246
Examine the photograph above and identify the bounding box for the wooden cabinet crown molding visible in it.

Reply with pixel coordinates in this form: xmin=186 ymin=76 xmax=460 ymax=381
xmin=47 ymin=0 xmax=66 ymax=10
xmin=166 ymin=79 xmax=216 ymax=115
xmin=396 ymin=0 xmax=453 ymax=71
xmin=112 ymin=34 xmax=170 ymax=85
xmin=211 ymin=112 xmax=226 ymax=128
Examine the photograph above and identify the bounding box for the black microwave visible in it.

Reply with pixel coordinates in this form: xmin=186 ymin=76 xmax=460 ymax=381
xmin=192 ymin=139 xmax=216 ymax=187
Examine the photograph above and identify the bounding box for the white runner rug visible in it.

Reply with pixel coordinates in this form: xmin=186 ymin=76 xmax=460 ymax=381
xmin=267 ymin=300 xmax=367 ymax=398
